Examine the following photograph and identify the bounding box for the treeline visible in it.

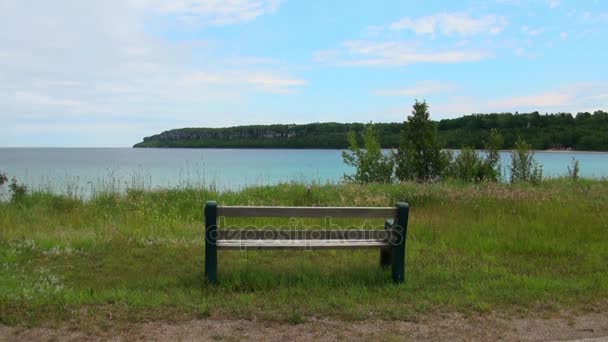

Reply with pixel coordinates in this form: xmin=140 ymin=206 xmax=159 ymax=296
xmin=439 ymin=111 xmax=608 ymax=150
xmin=134 ymin=110 xmax=608 ymax=151
xmin=134 ymin=123 xmax=402 ymax=149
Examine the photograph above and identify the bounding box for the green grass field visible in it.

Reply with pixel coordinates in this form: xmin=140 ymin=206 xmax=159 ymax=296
xmin=1 ymin=179 xmax=607 ymax=327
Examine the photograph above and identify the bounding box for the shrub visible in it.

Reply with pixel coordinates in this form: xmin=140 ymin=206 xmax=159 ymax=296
xmin=1 ymin=172 xmax=9 ymax=201
xmin=342 ymin=124 xmax=394 ymax=183
xmin=396 ymin=100 xmax=448 ymax=182
xmin=445 ymin=130 xmax=504 ymax=183
xmin=482 ymin=129 xmax=503 ymax=182
xmin=447 ymin=147 xmax=485 ymax=182
xmin=510 ymin=138 xmax=543 ymax=184
xmin=0 ymin=172 xmax=7 ymax=186
xmin=9 ymin=177 xmax=27 ymax=202
xmin=567 ymin=157 xmax=580 ymax=181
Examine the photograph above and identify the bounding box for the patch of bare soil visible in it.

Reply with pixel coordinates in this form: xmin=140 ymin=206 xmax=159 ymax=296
xmin=2 ymin=311 xmax=608 ymax=341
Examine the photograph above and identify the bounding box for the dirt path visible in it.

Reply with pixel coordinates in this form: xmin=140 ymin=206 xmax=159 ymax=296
xmin=2 ymin=311 xmax=608 ymax=341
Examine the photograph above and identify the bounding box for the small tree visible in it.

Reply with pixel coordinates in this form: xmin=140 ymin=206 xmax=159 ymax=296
xmin=342 ymin=124 xmax=394 ymax=183
xmin=396 ymin=100 xmax=447 ymax=182
xmin=567 ymin=157 xmax=580 ymax=181
xmin=480 ymin=129 xmax=503 ymax=182
xmin=510 ymin=138 xmax=542 ymax=184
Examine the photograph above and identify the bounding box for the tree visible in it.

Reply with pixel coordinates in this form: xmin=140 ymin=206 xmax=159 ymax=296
xmin=480 ymin=128 xmax=503 ymax=182
xmin=510 ymin=138 xmax=543 ymax=184
xmin=342 ymin=124 xmax=394 ymax=183
xmin=396 ymin=100 xmax=448 ymax=181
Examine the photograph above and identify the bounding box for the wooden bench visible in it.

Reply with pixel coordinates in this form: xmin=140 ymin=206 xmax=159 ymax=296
xmin=204 ymin=201 xmax=409 ymax=283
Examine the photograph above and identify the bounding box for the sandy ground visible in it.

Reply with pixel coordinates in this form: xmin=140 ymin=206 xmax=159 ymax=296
xmin=2 ymin=311 xmax=608 ymax=341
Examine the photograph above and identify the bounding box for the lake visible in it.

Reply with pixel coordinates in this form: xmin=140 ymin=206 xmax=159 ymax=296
xmin=1 ymin=148 xmax=607 ymax=195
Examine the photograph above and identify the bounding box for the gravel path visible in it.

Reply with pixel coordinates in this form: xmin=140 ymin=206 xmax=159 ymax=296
xmin=2 ymin=311 xmax=608 ymax=341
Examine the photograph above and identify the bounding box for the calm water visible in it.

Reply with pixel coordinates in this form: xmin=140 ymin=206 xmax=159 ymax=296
xmin=1 ymin=148 xmax=607 ymax=195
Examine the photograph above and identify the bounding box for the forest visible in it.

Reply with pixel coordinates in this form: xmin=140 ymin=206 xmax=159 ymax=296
xmin=134 ymin=110 xmax=608 ymax=151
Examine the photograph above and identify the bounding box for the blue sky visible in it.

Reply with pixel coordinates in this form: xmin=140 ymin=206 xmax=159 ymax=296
xmin=1 ymin=0 xmax=607 ymax=147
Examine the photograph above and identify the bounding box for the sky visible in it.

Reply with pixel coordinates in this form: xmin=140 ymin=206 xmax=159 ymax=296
xmin=1 ymin=0 xmax=607 ymax=147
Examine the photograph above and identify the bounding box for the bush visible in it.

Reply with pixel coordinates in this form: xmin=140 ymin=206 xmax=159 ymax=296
xmin=0 ymin=172 xmax=7 ymax=186
xmin=445 ymin=130 xmax=503 ymax=183
xmin=342 ymin=124 xmax=394 ymax=183
xmin=482 ymin=128 xmax=503 ymax=182
xmin=447 ymin=147 xmax=485 ymax=182
xmin=9 ymin=177 xmax=27 ymax=202
xmin=567 ymin=157 xmax=580 ymax=181
xmin=510 ymin=138 xmax=543 ymax=184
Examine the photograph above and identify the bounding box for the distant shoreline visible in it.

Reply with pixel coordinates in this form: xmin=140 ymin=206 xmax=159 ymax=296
xmin=133 ymin=146 xmax=608 ymax=153
xmin=1 ymin=146 xmax=608 ymax=153
xmin=133 ymin=111 xmax=608 ymax=151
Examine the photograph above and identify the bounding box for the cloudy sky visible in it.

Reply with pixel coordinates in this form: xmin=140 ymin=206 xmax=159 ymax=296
xmin=1 ymin=0 xmax=607 ymax=147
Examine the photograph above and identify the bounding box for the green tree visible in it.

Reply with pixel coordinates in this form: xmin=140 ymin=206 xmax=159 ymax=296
xmin=510 ymin=138 xmax=543 ymax=184
xmin=396 ymin=100 xmax=447 ymax=181
xmin=342 ymin=124 xmax=394 ymax=183
xmin=567 ymin=157 xmax=580 ymax=181
xmin=481 ymin=128 xmax=503 ymax=182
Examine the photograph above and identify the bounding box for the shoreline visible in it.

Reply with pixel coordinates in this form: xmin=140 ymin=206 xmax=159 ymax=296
xmin=2 ymin=146 xmax=608 ymax=153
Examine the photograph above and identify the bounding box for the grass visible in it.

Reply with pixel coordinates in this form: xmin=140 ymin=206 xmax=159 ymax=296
xmin=1 ymin=179 xmax=608 ymax=327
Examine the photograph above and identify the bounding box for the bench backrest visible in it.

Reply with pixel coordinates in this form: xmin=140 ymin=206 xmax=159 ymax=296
xmin=217 ymin=206 xmax=396 ymax=218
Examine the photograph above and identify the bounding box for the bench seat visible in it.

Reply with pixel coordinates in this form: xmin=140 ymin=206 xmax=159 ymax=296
xmin=217 ymin=239 xmax=390 ymax=250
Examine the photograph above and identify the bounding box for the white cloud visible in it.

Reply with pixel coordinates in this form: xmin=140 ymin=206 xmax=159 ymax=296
xmin=364 ymin=25 xmax=385 ymax=37
xmin=430 ymin=84 xmax=608 ymax=118
xmin=489 ymin=84 xmax=608 ymax=112
xmin=548 ymin=0 xmax=560 ymax=9
xmin=488 ymin=91 xmax=572 ymax=108
xmin=390 ymin=13 xmax=507 ymax=36
xmin=316 ymin=12 xmax=500 ymax=68
xmin=318 ymin=40 xmax=489 ymax=67
xmin=0 ymin=0 xmax=301 ymax=146
xmin=178 ymin=71 xmax=306 ymax=93
xmin=522 ymin=25 xmax=544 ymax=36
xmin=374 ymin=81 xmax=455 ymax=97
xmin=560 ymin=32 xmax=569 ymax=40
xmin=127 ymin=0 xmax=282 ymax=25
xmin=14 ymin=91 xmax=83 ymax=109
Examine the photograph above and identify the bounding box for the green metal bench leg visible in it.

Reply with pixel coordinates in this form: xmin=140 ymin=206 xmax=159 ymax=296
xmin=391 ymin=202 xmax=409 ymax=284
xmin=205 ymin=201 xmax=218 ymax=284
xmin=380 ymin=219 xmax=393 ymax=268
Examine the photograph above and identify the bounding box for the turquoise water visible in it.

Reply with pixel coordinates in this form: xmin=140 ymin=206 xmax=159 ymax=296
xmin=0 ymin=148 xmax=607 ymax=195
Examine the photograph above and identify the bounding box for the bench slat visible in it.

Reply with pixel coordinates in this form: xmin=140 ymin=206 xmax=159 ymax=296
xmin=218 ymin=206 xmax=395 ymax=218
xmin=217 ymin=229 xmax=393 ymax=240
xmin=216 ymin=239 xmax=389 ymax=250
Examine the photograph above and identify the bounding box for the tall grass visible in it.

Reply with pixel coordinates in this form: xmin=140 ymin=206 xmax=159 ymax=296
xmin=1 ymin=179 xmax=607 ymax=326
